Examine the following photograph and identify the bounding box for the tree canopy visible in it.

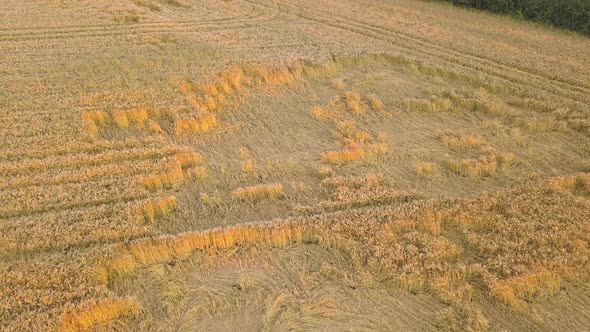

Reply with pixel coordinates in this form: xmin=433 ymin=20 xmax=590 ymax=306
xmin=444 ymin=0 xmax=590 ymax=35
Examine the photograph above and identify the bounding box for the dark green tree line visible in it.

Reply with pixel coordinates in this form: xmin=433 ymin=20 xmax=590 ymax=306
xmin=441 ymin=0 xmax=590 ymax=35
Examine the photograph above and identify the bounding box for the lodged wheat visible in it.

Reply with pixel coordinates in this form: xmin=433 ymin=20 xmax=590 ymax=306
xmin=232 ymin=183 xmax=284 ymax=202
xmin=200 ymin=83 xmax=219 ymax=96
xmin=139 ymin=151 xmax=203 ymax=191
xmin=82 ymin=111 xmax=109 ymax=136
xmin=310 ymin=106 xmax=330 ymax=121
xmin=367 ymin=94 xmax=385 ymax=112
xmin=104 ymin=222 xmax=318 ymax=276
xmin=344 ymin=91 xmax=365 ymax=114
xmin=416 ymin=162 xmax=437 ymax=176
xmin=322 ymin=148 xmax=366 ymax=164
xmin=401 ymin=96 xmax=453 ymax=112
xmin=174 ymin=114 xmax=218 ymax=136
xmin=60 ymin=299 xmax=141 ymax=332
xmin=140 ymin=196 xmax=178 ymax=223
xmin=113 ymin=111 xmax=130 ymax=128
xmin=442 ymin=133 xmax=484 ymax=151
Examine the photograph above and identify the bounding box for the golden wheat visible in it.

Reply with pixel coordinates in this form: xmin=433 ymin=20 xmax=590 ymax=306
xmin=367 ymin=94 xmax=385 ymax=112
xmin=139 ymin=196 xmax=178 ymax=223
xmin=104 ymin=222 xmax=319 ymax=277
xmin=232 ymin=183 xmax=285 ymax=202
xmin=345 ymin=91 xmax=366 ymax=114
xmin=547 ymin=173 xmax=590 ymax=196
xmin=139 ymin=151 xmax=203 ymax=191
xmin=113 ymin=111 xmax=130 ymax=128
xmin=401 ymin=97 xmax=453 ymax=113
xmin=82 ymin=111 xmax=109 ymax=136
xmin=322 ymin=148 xmax=367 ymax=164
xmin=310 ymin=106 xmax=330 ymax=121
xmin=174 ymin=114 xmax=218 ymax=136
xmin=60 ymin=299 xmax=141 ymax=332
xmin=442 ymin=133 xmax=484 ymax=151
xmin=332 ymin=78 xmax=346 ymax=91
xmin=5 ymin=1 xmax=590 ymax=329
xmin=416 ymin=162 xmax=437 ymax=176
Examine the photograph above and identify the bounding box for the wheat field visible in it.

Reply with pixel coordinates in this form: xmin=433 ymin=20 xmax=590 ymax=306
xmin=1 ymin=0 xmax=589 ymax=331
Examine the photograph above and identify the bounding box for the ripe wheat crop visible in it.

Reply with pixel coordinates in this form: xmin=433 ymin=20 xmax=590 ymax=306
xmin=232 ymin=183 xmax=285 ymax=203
xmin=2 ymin=0 xmax=589 ymax=330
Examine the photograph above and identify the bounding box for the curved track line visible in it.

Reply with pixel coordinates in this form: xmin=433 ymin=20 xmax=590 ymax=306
xmin=0 ymin=194 xmax=149 ymax=220
xmin=279 ymin=0 xmax=590 ymax=93
xmin=0 ymin=6 xmax=267 ymax=37
xmin=246 ymin=0 xmax=589 ymax=106
xmin=0 ymin=147 xmax=180 ymax=177
xmin=0 ymin=160 xmax=163 ymax=191
xmin=0 ymin=7 xmax=280 ymax=43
